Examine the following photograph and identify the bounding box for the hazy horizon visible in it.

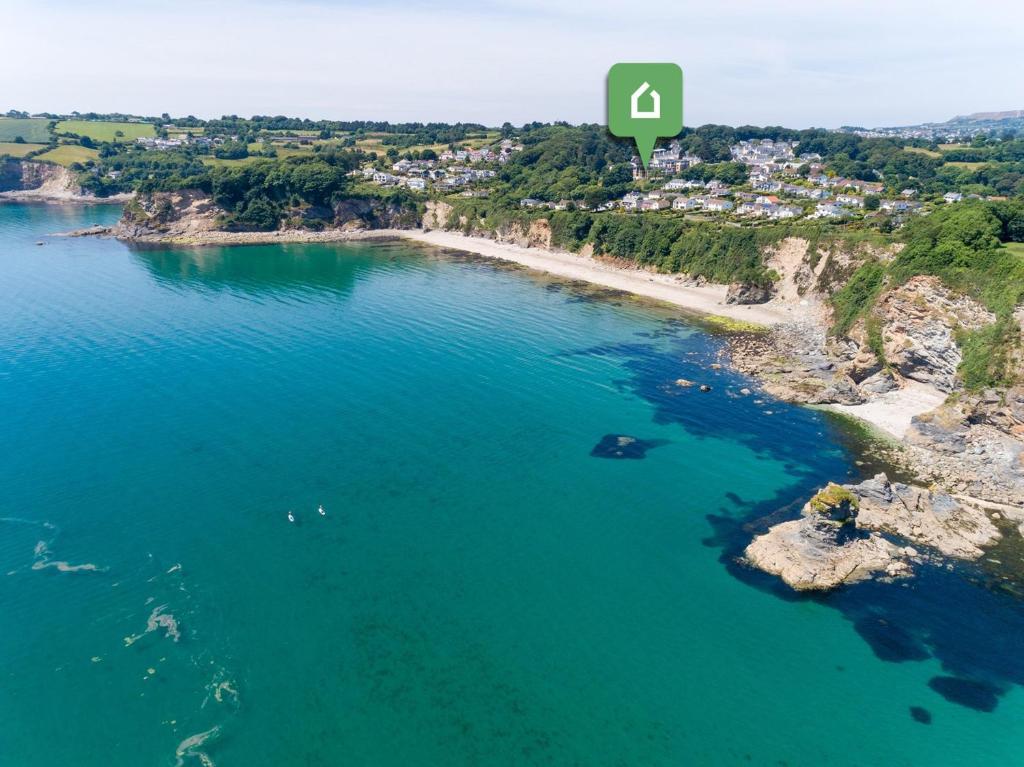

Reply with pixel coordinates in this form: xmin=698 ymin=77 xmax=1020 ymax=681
xmin=3 ymin=0 xmax=1023 ymax=129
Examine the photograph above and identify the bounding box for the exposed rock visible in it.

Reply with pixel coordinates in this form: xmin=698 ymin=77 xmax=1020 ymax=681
xmin=744 ymin=483 xmax=908 ymax=591
xmin=113 ymin=190 xmax=418 ymax=242
xmin=0 ymin=159 xmax=123 ymax=202
xmin=808 ymin=374 xmax=866 ymax=405
xmin=725 ymin=282 xmax=772 ymax=305
xmin=905 ymin=408 xmax=1024 ymax=505
xmin=860 ymin=370 xmax=900 ymax=394
xmin=674 ymin=378 xmax=695 ymax=388
xmin=421 ymin=200 xmax=453 ymax=230
xmin=876 ymin=276 xmax=996 ymax=392
xmin=745 ymin=474 xmax=1006 ymax=591
xmin=853 ymin=474 xmax=1001 ymax=558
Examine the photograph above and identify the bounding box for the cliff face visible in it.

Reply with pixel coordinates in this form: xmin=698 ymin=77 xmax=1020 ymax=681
xmin=115 ymin=190 xmax=224 ymax=239
xmin=115 ymin=191 xmax=419 ymax=241
xmin=0 ymin=160 xmax=85 ymax=198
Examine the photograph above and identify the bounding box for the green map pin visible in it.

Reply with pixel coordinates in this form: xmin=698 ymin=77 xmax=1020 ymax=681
xmin=608 ymin=63 xmax=683 ymax=169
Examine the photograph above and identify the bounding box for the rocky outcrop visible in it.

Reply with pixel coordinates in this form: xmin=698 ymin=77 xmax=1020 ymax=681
xmin=853 ymin=473 xmax=1001 ymax=557
xmin=0 ymin=159 xmax=101 ymax=201
xmin=745 ymin=474 xmax=1006 ymax=591
xmin=725 ymin=282 xmax=772 ymax=304
xmin=904 ymin=400 xmax=1024 ymax=504
xmin=874 ymin=276 xmax=996 ymax=392
xmin=114 ymin=190 xmax=223 ymax=240
xmin=113 ymin=191 xmax=419 ymax=242
xmin=332 ymin=197 xmax=420 ymax=230
xmin=744 ymin=482 xmax=908 ymax=591
xmin=422 ymin=200 xmax=453 ymax=230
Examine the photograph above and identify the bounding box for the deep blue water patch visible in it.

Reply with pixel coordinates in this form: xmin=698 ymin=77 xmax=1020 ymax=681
xmin=910 ymin=706 xmax=932 ymax=724
xmin=928 ymin=677 xmax=1004 ymax=713
xmin=590 ymin=434 xmax=669 ymax=459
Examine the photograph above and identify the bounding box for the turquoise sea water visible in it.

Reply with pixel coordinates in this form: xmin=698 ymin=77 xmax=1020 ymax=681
xmin=1 ymin=202 xmax=1022 ymax=766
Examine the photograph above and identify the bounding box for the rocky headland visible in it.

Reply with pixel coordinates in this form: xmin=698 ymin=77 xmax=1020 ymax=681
xmin=744 ymin=474 xmax=1012 ymax=591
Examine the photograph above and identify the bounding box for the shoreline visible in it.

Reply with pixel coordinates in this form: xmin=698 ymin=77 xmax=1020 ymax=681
xmin=392 ymin=229 xmax=800 ymax=326
xmin=0 ymin=191 xmax=133 ymax=204
xmin=48 ymin=219 xmax=960 ymax=461
xmin=67 ymin=223 xmax=805 ymax=325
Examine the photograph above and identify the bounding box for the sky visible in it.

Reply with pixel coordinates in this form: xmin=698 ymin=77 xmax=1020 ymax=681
xmin=3 ymin=0 xmax=1023 ymax=128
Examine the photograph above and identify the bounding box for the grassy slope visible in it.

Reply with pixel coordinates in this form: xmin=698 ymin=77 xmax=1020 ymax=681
xmin=0 ymin=142 xmax=47 ymax=158
xmin=55 ymin=120 xmax=155 ymax=142
xmin=34 ymin=145 xmax=100 ymax=166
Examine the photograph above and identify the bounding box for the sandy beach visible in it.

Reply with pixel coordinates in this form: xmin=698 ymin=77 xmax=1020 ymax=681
xmin=826 ymin=379 xmax=946 ymax=439
xmin=392 ymin=229 xmax=799 ymax=326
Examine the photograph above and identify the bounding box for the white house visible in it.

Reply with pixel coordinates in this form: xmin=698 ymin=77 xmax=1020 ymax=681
xmin=836 ymin=194 xmax=865 ymax=208
xmin=944 ymin=192 xmax=963 ymax=203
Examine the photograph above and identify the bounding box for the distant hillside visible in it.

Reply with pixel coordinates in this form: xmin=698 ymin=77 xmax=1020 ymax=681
xmin=849 ymin=110 xmax=1024 ymax=140
xmin=951 ymin=110 xmax=1024 ymax=122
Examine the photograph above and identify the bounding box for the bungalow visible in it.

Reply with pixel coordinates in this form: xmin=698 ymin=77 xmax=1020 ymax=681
xmin=620 ymin=192 xmax=643 ymax=210
xmin=372 ymin=172 xmax=398 ymax=185
xmin=404 ymin=177 xmax=426 ymax=191
xmin=704 ymin=198 xmax=734 ymax=212
xmin=836 ymin=193 xmax=865 ymax=208
xmin=774 ymin=204 xmax=802 ymax=219
xmin=944 ymin=192 xmax=963 ymax=203
xmin=519 ymin=198 xmax=544 ymax=208
xmin=663 ymin=179 xmax=690 ymax=191
xmin=639 ymin=197 xmax=669 ymax=211
xmin=814 ymin=202 xmax=849 ymax=218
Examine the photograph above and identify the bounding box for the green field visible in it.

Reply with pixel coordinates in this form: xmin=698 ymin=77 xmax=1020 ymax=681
xmin=944 ymin=161 xmax=988 ymax=170
xmin=0 ymin=142 xmax=46 ymax=158
xmin=903 ymin=145 xmax=941 ymax=158
xmin=55 ymin=120 xmax=155 ymax=143
xmin=34 ymin=145 xmax=100 ymax=166
xmin=0 ymin=118 xmax=52 ymax=143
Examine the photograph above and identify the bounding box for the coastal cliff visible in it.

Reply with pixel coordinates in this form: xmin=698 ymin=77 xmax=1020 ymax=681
xmin=112 ymin=189 xmax=419 ymax=243
xmin=0 ymin=159 xmax=127 ymax=202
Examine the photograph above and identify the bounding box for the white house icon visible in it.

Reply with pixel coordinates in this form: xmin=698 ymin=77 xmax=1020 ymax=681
xmin=630 ymin=82 xmax=661 ymax=119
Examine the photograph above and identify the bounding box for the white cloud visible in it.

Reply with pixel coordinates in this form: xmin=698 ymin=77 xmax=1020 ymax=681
xmin=1 ymin=0 xmax=1022 ymax=127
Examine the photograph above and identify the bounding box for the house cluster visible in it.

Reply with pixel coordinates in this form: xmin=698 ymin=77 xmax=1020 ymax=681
xmin=364 ymin=160 xmax=495 ymax=192
xmin=645 ymin=143 xmax=703 ymax=174
xmin=136 ymin=134 xmax=217 ymax=151
xmin=359 ymin=137 xmax=520 ymax=192
xmin=439 ymin=138 xmax=523 ymax=165
xmin=607 ymin=156 xmax=934 ymax=221
xmin=730 ymin=138 xmax=798 ymax=165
